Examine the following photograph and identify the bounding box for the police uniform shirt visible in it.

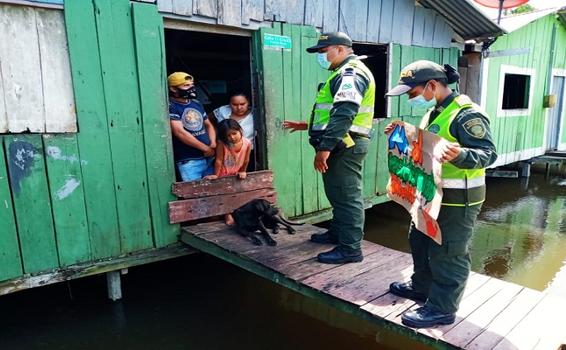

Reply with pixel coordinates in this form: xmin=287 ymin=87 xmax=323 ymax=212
xmin=312 ymin=55 xmax=371 ymax=152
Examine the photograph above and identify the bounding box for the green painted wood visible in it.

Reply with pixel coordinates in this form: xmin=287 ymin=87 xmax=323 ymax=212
xmin=389 ymin=44 xmax=401 ymax=118
xmin=398 ymin=45 xmax=413 ymax=119
xmin=484 ymin=13 xmax=566 ymax=157
xmin=362 ymin=123 xmax=379 ymax=198
xmin=0 ymin=137 xmax=23 ymax=281
xmin=299 ymin=26 xmax=320 ymax=214
xmin=5 ymin=135 xmax=59 ymax=273
xmin=132 ymin=2 xmax=179 ymax=247
xmin=43 ymin=135 xmax=91 ymax=266
xmin=94 ymin=0 xmax=153 ymax=253
xmin=282 ymin=23 xmax=303 ymax=217
xmin=65 ymin=0 xmax=121 ymax=259
xmin=375 ymin=119 xmax=390 ymax=195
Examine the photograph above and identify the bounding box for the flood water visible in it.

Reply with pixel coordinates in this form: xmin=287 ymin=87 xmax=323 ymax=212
xmin=1 ymin=174 xmax=564 ymax=350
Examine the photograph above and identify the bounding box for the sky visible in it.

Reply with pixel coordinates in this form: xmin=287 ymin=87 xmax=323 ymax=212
xmin=472 ymin=0 xmax=566 ymax=18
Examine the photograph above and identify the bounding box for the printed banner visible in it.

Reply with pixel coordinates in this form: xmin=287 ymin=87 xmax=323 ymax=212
xmin=386 ymin=121 xmax=448 ymax=244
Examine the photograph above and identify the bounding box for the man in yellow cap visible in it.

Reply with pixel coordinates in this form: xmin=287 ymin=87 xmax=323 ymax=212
xmin=168 ymin=72 xmax=216 ymax=181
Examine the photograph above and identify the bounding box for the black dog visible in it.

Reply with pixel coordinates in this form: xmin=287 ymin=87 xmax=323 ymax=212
xmin=232 ymin=199 xmax=302 ymax=246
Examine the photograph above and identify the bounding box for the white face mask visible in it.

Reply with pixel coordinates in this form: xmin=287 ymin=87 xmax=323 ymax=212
xmin=317 ymin=52 xmax=331 ymax=70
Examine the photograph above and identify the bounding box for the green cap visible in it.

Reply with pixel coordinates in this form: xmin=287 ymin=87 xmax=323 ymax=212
xmin=306 ymin=32 xmax=352 ymax=53
xmin=386 ymin=60 xmax=448 ymax=96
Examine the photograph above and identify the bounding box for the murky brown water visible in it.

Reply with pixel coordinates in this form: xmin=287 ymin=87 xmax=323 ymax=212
xmin=0 ymin=174 xmax=563 ymax=349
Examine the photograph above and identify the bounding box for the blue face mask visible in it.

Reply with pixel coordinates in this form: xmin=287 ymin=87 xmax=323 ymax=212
xmin=407 ymin=83 xmax=437 ymax=109
xmin=317 ymin=52 xmax=331 ymax=70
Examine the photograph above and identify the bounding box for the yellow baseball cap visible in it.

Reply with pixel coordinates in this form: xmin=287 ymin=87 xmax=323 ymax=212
xmin=167 ymin=72 xmax=194 ymax=87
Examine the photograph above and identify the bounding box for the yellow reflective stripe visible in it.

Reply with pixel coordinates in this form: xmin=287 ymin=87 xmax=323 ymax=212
xmin=441 ymin=176 xmax=485 ymax=189
xmin=311 ymin=123 xmax=328 ymax=130
xmin=440 ymin=200 xmax=485 ymax=207
xmin=315 ymin=103 xmax=333 ymax=110
xmin=315 ymin=104 xmax=374 ymax=113
xmin=349 ymin=124 xmax=371 ymax=135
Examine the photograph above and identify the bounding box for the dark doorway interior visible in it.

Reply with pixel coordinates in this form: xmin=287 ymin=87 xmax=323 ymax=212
xmin=165 ymin=29 xmax=252 ymax=111
xmin=352 ymin=43 xmax=388 ymax=118
xmin=164 ymin=29 xmax=262 ymax=174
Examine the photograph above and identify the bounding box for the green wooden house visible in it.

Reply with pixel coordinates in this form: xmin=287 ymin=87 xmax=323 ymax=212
xmin=0 ymin=0 xmax=501 ymax=296
xmin=465 ymin=7 xmax=566 ymax=166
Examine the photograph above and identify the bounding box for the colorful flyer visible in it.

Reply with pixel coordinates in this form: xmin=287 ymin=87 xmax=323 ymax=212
xmin=386 ymin=121 xmax=448 ymax=244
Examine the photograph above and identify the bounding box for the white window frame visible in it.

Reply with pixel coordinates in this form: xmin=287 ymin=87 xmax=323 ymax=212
xmin=496 ymin=64 xmax=536 ymax=118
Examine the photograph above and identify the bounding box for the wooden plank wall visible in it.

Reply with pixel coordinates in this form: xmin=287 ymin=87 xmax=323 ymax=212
xmin=0 ymin=1 xmax=179 ymax=281
xmin=0 ymin=4 xmax=75 ymax=133
xmin=159 ymin=0 xmax=454 ymax=49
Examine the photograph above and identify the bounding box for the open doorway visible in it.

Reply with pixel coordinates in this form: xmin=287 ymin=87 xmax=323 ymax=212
xmin=352 ymin=43 xmax=389 ymax=119
xmin=164 ymin=29 xmax=261 ymax=180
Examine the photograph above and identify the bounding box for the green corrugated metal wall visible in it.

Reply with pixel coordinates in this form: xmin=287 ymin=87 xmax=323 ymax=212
xmin=0 ymin=0 xmax=178 ymax=282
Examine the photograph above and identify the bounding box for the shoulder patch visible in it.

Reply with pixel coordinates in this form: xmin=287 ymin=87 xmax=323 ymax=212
xmin=463 ymin=117 xmax=486 ymax=138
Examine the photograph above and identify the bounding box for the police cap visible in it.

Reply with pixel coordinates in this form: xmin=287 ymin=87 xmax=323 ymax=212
xmin=306 ymin=32 xmax=352 ymax=53
xmin=386 ymin=60 xmax=448 ymax=96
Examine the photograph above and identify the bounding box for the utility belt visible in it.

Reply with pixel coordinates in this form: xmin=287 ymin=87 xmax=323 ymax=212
xmin=309 ymin=131 xmax=371 ymax=152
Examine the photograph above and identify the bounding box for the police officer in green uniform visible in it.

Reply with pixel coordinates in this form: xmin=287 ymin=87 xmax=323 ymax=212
xmin=385 ymin=60 xmax=497 ymax=328
xmin=283 ymin=32 xmax=376 ymax=264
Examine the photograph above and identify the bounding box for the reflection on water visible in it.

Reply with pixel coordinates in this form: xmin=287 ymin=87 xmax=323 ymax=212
xmin=365 ymin=174 xmax=566 ymax=297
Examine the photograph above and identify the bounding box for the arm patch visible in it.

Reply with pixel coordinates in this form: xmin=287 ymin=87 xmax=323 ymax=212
xmin=333 ymin=69 xmax=363 ymax=105
xmin=463 ymin=118 xmax=487 ymax=138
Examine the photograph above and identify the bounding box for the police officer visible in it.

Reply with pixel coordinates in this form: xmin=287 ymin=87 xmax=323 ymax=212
xmin=283 ymin=32 xmax=376 ymax=264
xmin=385 ymin=60 xmax=497 ymax=328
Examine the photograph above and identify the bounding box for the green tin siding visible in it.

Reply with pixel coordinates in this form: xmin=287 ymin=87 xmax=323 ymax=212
xmin=482 ymin=14 xmax=566 ymax=164
xmin=0 ymin=1 xmax=178 ymax=281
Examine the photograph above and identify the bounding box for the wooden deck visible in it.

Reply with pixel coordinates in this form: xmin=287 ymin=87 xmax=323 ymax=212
xmin=181 ymin=222 xmax=566 ymax=350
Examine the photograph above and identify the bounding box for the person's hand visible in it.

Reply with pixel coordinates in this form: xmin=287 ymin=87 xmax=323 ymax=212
xmin=209 ymin=141 xmax=217 ymax=149
xmin=237 ymin=171 xmax=247 ymax=180
xmin=439 ymin=142 xmax=461 ymax=163
xmin=204 ymin=174 xmax=218 ymax=180
xmin=203 ymin=146 xmax=215 ymax=157
xmin=384 ymin=121 xmax=400 ymax=134
xmin=282 ymin=120 xmax=308 ymax=133
xmin=314 ymin=151 xmax=330 ymax=173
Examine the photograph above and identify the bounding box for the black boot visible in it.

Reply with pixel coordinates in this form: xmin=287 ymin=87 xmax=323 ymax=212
xmin=317 ymin=246 xmax=363 ymax=264
xmin=401 ymin=306 xmax=455 ymax=328
xmin=389 ymin=281 xmax=427 ymax=302
xmin=310 ymin=231 xmax=338 ymax=244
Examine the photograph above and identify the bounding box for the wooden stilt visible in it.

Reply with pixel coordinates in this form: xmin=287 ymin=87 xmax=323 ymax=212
xmin=519 ymin=162 xmax=531 ymax=178
xmin=106 ymin=271 xmax=122 ymax=301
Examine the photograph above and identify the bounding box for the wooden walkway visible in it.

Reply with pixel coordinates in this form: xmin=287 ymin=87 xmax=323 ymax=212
xmin=181 ymin=222 xmax=566 ymax=350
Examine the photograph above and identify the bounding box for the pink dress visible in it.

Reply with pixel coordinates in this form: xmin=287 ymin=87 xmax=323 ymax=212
xmin=218 ymin=138 xmax=251 ymax=177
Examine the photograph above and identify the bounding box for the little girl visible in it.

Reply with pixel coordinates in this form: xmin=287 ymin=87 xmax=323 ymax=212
xmin=205 ymin=119 xmax=252 ymax=225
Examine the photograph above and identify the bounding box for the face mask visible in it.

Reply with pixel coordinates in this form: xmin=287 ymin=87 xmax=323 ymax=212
xmin=177 ymin=86 xmax=197 ymax=99
xmin=407 ymin=83 xmax=437 ymax=109
xmin=317 ymin=52 xmax=331 ymax=70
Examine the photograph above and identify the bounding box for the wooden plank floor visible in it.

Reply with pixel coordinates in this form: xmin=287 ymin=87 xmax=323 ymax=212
xmin=180 ymin=222 xmax=566 ymax=350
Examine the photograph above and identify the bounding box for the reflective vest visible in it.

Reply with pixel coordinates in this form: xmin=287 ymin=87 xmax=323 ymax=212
xmin=421 ymin=95 xmax=487 ymax=206
xmin=310 ymin=58 xmax=375 ymax=137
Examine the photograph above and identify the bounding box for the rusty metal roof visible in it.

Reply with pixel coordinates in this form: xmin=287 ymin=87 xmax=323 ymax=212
xmin=418 ymin=0 xmax=505 ymax=41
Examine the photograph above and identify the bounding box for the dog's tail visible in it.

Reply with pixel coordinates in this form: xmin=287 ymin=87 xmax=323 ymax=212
xmin=280 ymin=216 xmax=304 ymax=226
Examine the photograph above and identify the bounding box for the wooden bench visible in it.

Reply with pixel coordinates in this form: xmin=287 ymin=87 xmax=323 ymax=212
xmin=168 ymin=170 xmax=277 ymax=224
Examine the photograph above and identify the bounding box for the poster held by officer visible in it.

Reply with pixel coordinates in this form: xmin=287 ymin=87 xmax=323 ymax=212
xmin=385 ymin=121 xmax=448 ymax=244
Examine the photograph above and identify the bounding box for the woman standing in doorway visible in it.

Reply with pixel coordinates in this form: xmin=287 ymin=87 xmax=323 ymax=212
xmin=211 ymin=93 xmax=256 ymax=170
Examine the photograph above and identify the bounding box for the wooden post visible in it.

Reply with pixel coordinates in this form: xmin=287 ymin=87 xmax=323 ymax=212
xmin=519 ymin=162 xmax=531 ymax=178
xmin=106 ymin=271 xmax=122 ymax=301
